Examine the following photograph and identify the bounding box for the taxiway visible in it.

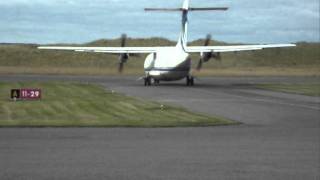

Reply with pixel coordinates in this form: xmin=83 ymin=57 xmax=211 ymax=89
xmin=0 ymin=75 xmax=319 ymax=180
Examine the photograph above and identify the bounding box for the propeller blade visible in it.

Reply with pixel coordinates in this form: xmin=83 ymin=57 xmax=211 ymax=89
xmin=196 ymin=58 xmax=203 ymax=71
xmin=118 ymin=34 xmax=128 ymax=73
xmin=197 ymin=34 xmax=212 ymax=71
xmin=118 ymin=62 xmax=124 ymax=73
xmin=204 ymin=34 xmax=211 ymax=46
xmin=121 ymin=34 xmax=127 ymax=47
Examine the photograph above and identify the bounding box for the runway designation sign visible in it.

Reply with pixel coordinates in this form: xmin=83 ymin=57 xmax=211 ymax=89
xmin=11 ymin=89 xmax=41 ymax=100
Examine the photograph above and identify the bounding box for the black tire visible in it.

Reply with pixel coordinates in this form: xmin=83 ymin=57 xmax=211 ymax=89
xmin=186 ymin=77 xmax=190 ymax=86
xmin=148 ymin=79 xmax=151 ymax=86
xmin=190 ymin=77 xmax=194 ymax=86
xmin=144 ymin=77 xmax=151 ymax=86
xmin=186 ymin=76 xmax=194 ymax=86
xmin=144 ymin=78 xmax=148 ymax=86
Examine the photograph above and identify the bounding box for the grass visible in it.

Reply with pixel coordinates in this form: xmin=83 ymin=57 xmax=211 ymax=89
xmin=0 ymin=39 xmax=319 ymax=76
xmin=0 ymin=82 xmax=235 ymax=127
xmin=256 ymin=84 xmax=320 ymax=96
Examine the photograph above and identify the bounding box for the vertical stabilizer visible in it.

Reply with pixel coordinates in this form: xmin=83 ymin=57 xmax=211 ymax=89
xmin=145 ymin=0 xmax=228 ymax=51
xmin=182 ymin=0 xmax=189 ymax=10
xmin=177 ymin=0 xmax=189 ymax=50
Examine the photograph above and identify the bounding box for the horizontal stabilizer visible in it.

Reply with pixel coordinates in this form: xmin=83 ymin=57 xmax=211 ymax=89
xmin=189 ymin=7 xmax=228 ymax=11
xmin=145 ymin=7 xmax=228 ymax=12
xmin=144 ymin=8 xmax=183 ymax=11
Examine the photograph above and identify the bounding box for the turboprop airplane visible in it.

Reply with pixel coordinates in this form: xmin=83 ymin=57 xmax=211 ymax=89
xmin=38 ymin=0 xmax=296 ymax=86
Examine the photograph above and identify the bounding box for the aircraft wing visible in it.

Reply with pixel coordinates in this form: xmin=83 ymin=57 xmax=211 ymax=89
xmin=38 ymin=46 xmax=158 ymax=54
xmin=38 ymin=44 xmax=296 ymax=54
xmin=186 ymin=44 xmax=296 ymax=53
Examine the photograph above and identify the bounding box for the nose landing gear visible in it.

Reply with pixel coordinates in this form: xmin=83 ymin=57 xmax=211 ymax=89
xmin=144 ymin=77 xmax=160 ymax=86
xmin=154 ymin=79 xmax=160 ymax=85
xmin=144 ymin=76 xmax=194 ymax=86
xmin=144 ymin=77 xmax=152 ymax=86
xmin=186 ymin=76 xmax=194 ymax=86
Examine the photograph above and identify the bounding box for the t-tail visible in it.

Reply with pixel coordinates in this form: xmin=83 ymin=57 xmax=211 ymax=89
xmin=145 ymin=0 xmax=228 ymax=51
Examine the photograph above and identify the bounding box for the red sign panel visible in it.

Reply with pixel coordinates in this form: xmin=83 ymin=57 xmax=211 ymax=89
xmin=20 ymin=89 xmax=41 ymax=99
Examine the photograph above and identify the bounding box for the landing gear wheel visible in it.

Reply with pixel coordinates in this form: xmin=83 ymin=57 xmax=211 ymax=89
xmin=144 ymin=77 xmax=152 ymax=86
xmin=154 ymin=79 xmax=160 ymax=85
xmin=186 ymin=76 xmax=194 ymax=86
xmin=190 ymin=77 xmax=194 ymax=86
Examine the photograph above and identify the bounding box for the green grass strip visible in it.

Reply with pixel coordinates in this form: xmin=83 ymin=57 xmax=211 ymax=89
xmin=0 ymin=82 xmax=236 ymax=127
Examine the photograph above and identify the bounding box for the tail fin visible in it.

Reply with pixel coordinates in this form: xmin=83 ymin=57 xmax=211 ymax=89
xmin=145 ymin=0 xmax=228 ymax=50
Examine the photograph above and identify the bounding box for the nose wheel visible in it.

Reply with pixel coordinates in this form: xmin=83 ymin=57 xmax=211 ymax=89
xmin=154 ymin=79 xmax=160 ymax=85
xmin=186 ymin=76 xmax=194 ymax=86
xmin=144 ymin=77 xmax=160 ymax=86
xmin=144 ymin=77 xmax=152 ymax=86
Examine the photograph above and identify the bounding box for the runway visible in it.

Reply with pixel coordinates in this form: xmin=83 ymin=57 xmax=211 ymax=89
xmin=0 ymin=75 xmax=319 ymax=180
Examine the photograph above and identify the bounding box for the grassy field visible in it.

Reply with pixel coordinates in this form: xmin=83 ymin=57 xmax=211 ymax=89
xmin=0 ymin=38 xmax=319 ymax=76
xmin=256 ymin=84 xmax=320 ymax=96
xmin=0 ymin=82 xmax=235 ymax=127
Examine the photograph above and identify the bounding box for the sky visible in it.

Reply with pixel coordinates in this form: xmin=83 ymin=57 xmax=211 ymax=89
xmin=0 ymin=0 xmax=319 ymax=44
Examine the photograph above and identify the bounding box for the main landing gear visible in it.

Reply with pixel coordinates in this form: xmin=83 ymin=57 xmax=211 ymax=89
xmin=144 ymin=77 xmax=151 ymax=86
xmin=144 ymin=76 xmax=194 ymax=86
xmin=154 ymin=79 xmax=160 ymax=85
xmin=186 ymin=76 xmax=194 ymax=86
xmin=144 ymin=77 xmax=160 ymax=86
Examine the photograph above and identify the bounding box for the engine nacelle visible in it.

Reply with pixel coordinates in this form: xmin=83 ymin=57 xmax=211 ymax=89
xmin=200 ymin=52 xmax=221 ymax=62
xmin=119 ymin=53 xmax=129 ymax=63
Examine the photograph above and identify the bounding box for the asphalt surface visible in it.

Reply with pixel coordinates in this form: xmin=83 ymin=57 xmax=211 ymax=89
xmin=0 ymin=75 xmax=319 ymax=180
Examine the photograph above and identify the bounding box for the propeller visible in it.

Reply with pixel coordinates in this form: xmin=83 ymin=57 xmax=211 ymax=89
xmin=120 ymin=34 xmax=126 ymax=47
xmin=196 ymin=34 xmax=221 ymax=71
xmin=204 ymin=34 xmax=211 ymax=46
xmin=118 ymin=34 xmax=129 ymax=73
xmin=197 ymin=34 xmax=211 ymax=71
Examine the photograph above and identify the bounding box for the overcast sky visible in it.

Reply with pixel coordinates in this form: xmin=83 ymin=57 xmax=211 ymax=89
xmin=0 ymin=0 xmax=319 ymax=44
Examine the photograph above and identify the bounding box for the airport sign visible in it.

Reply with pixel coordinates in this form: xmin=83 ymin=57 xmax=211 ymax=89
xmin=11 ymin=89 xmax=41 ymax=100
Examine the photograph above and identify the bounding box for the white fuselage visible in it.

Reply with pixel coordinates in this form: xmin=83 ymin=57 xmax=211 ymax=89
xmin=144 ymin=46 xmax=191 ymax=81
xmin=144 ymin=1 xmax=190 ymax=81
